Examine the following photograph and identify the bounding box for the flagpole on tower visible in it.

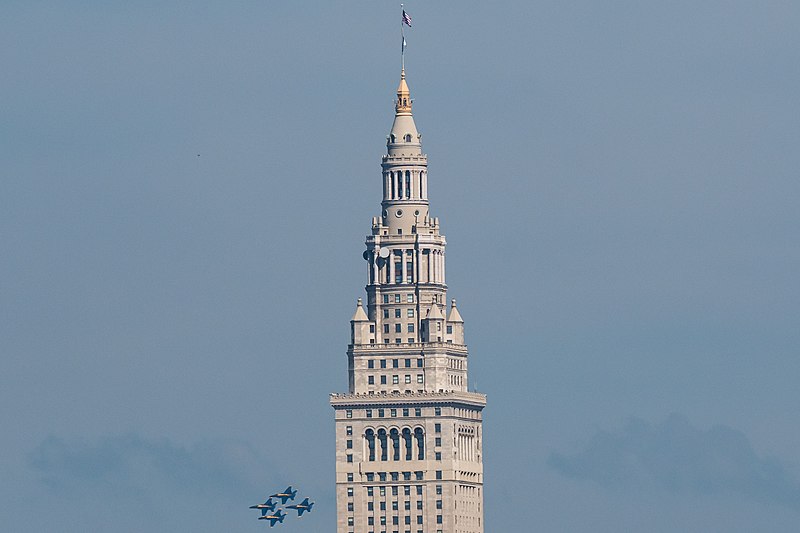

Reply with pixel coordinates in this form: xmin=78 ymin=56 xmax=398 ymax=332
xmin=400 ymin=3 xmax=405 ymax=72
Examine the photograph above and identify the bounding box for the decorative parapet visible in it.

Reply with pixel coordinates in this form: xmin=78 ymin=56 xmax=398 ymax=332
xmin=348 ymin=341 xmax=468 ymax=354
xmin=381 ymin=154 xmax=428 ymax=163
xmin=330 ymin=389 xmax=486 ymax=409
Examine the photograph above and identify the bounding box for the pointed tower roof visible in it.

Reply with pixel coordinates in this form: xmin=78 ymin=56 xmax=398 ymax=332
xmin=388 ymin=68 xmax=421 ymax=156
xmin=395 ymin=68 xmax=412 ymax=115
xmin=351 ymin=298 xmax=369 ymax=322
xmin=426 ymin=303 xmax=444 ymax=320
xmin=447 ymin=299 xmax=464 ymax=323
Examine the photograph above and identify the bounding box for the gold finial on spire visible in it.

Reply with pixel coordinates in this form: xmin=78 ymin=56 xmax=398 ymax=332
xmin=395 ymin=68 xmax=412 ymax=115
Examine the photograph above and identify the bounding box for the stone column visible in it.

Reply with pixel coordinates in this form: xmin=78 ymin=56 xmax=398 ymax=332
xmin=398 ymin=170 xmax=404 ymax=198
xmin=414 ymin=248 xmax=420 ymax=287
xmin=426 ymin=249 xmax=431 ymax=283
xmin=400 ymin=249 xmax=407 ymax=284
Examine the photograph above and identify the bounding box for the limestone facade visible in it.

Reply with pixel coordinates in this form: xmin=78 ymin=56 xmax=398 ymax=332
xmin=331 ymin=69 xmax=486 ymax=533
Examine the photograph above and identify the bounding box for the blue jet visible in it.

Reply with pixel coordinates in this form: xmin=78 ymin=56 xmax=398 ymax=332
xmin=258 ymin=508 xmax=286 ymax=527
xmin=270 ymin=486 xmax=297 ymax=505
xmin=287 ymin=497 xmax=314 ymax=517
xmin=249 ymin=497 xmax=277 ymax=512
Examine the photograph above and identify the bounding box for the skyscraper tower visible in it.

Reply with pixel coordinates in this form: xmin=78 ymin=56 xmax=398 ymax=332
xmin=330 ymin=68 xmax=487 ymax=533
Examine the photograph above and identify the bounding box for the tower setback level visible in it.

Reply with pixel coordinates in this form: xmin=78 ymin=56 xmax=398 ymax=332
xmin=331 ymin=69 xmax=487 ymax=533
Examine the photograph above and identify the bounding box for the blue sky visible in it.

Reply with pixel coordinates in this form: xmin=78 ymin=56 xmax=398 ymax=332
xmin=2 ymin=1 xmax=799 ymax=531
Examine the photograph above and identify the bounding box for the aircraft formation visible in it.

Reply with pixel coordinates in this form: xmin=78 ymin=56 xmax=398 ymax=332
xmin=250 ymin=486 xmax=314 ymax=527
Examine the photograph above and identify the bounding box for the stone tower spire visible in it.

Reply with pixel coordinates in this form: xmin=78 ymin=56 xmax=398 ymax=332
xmin=331 ymin=66 xmax=487 ymax=533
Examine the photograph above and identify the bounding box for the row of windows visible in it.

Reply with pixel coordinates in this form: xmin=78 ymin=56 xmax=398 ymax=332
xmin=366 ymin=515 xmax=439 ymax=526
xmin=364 ymin=483 xmax=443 ymax=496
xmin=345 ymin=407 xmax=442 ymax=419
xmin=348 ymin=529 xmax=438 ymax=533
xmin=383 ymin=308 xmax=416 ymax=319
xmin=347 ymin=517 xmax=443 ymax=528
xmin=368 ymin=375 xmax=424 ymax=385
xmin=345 ymin=477 xmax=443 ymax=498
xmin=344 ymin=424 xmax=439 ymax=437
xmin=368 ymin=472 xmax=420 ymax=482
xmin=383 ymin=293 xmax=415 ymax=304
xmin=349 ymin=530 xmax=440 ymax=533
xmin=382 ymin=323 xmax=415 ymax=333
xmin=348 ymin=524 xmax=442 ymax=533
xmin=347 ymin=453 xmax=444 ymax=463
xmin=368 ymin=358 xmax=423 ymax=369
xmin=367 ymin=499 xmax=433 ymax=511
xmin=374 ymin=338 xmax=418 ymax=344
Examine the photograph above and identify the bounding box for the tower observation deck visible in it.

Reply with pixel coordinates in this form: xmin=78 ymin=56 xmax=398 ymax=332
xmin=331 ymin=68 xmax=487 ymax=533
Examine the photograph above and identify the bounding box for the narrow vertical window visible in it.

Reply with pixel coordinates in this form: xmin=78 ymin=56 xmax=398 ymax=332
xmin=378 ymin=428 xmax=388 ymax=461
xmin=391 ymin=428 xmax=401 ymax=461
xmin=403 ymin=428 xmax=413 ymax=460
xmin=366 ymin=429 xmax=375 ymax=461
xmin=415 ymin=427 xmax=425 ymax=460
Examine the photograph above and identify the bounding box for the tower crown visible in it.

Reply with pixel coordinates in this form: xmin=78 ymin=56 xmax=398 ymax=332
xmin=387 ymin=69 xmax=421 ymax=157
xmin=395 ymin=68 xmax=412 ymax=114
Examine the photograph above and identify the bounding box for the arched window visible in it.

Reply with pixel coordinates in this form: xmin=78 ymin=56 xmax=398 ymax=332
xmin=419 ymin=172 xmax=424 ymax=197
xmin=414 ymin=427 xmax=425 ymax=460
xmin=405 ymin=171 xmax=411 ymax=198
xmin=404 ymin=133 xmax=412 ymax=142
xmin=403 ymin=428 xmax=413 ymax=460
xmin=390 ymin=428 xmax=401 ymax=461
xmin=366 ymin=429 xmax=375 ymax=461
xmin=378 ymin=429 xmax=388 ymax=461
xmin=390 ymin=134 xmax=396 ymax=143
xmin=391 ymin=172 xmax=396 ymax=199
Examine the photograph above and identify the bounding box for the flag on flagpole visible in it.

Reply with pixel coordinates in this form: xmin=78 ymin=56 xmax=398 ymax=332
xmin=402 ymin=10 xmax=412 ymax=27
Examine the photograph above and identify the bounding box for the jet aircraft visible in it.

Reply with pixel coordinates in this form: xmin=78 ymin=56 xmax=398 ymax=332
xmin=258 ymin=509 xmax=286 ymax=527
xmin=270 ymin=486 xmax=297 ymax=504
xmin=286 ymin=497 xmax=314 ymax=517
xmin=249 ymin=497 xmax=277 ymax=512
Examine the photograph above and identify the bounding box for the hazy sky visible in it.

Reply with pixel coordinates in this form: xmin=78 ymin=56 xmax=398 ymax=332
xmin=2 ymin=1 xmax=799 ymax=531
